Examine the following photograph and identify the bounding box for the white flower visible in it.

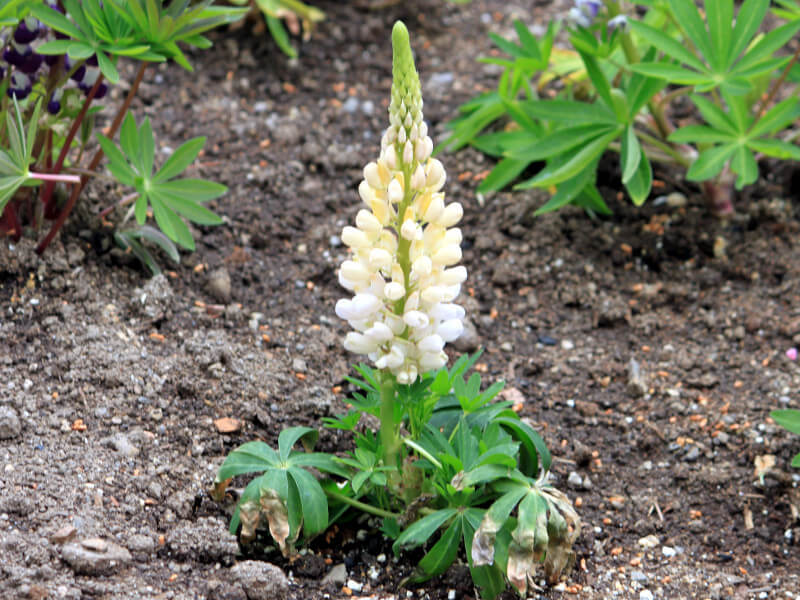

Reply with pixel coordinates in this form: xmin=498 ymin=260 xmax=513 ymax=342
xmin=334 ymin=21 xmax=467 ymax=383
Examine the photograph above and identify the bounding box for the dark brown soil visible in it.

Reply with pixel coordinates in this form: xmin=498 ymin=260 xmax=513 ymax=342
xmin=2 ymin=1 xmax=800 ymax=599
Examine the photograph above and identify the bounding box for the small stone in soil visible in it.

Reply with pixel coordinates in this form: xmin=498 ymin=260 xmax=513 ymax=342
xmin=231 ymin=561 xmax=289 ymax=600
xmin=205 ymin=268 xmax=232 ymax=304
xmin=538 ymin=334 xmax=557 ymax=346
xmin=346 ymin=579 xmax=363 ymax=592
xmin=638 ymin=534 xmax=659 ymax=549
xmin=61 ymin=539 xmax=132 ymax=575
xmin=0 ymin=406 xmax=21 ymax=439
xmin=640 ymin=590 xmax=654 ymax=600
xmin=322 ymin=563 xmax=347 ymax=587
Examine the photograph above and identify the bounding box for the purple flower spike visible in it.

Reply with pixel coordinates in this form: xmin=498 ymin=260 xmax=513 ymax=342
xmin=86 ymin=55 xmax=98 ymax=67
xmin=608 ymin=15 xmax=629 ymax=32
xmin=44 ymin=53 xmax=61 ymax=67
xmin=13 ymin=17 xmax=41 ymax=44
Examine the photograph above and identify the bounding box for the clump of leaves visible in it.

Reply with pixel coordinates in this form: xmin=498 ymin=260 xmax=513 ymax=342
xmin=443 ymin=0 xmax=800 ymax=217
xmin=0 ymin=0 xmax=245 ymax=271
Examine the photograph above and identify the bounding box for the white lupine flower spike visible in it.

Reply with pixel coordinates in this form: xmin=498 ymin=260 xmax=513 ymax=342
xmin=335 ymin=21 xmax=466 ymax=384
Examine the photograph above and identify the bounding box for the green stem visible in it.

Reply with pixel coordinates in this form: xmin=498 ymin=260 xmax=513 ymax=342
xmin=325 ymin=488 xmax=401 ymax=520
xmin=379 ymin=370 xmax=400 ymax=471
xmin=637 ymin=131 xmax=691 ymax=167
xmin=606 ymin=0 xmax=673 ymax=140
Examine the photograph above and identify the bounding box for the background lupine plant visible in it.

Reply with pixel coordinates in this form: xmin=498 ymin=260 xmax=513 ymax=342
xmin=0 ymin=0 xmax=245 ymax=273
xmin=215 ymin=22 xmax=579 ymax=598
xmin=443 ymin=0 xmax=800 ymax=217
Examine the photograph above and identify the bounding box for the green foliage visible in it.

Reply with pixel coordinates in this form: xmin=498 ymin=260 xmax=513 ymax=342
xmin=443 ymin=1 xmax=800 ymax=216
xmin=0 ymin=0 xmax=243 ymax=262
xmin=228 ymin=0 xmax=324 ymax=57
xmin=97 ymin=113 xmax=226 ymax=251
xmin=771 ymin=410 xmax=800 ymax=468
xmin=216 ymin=354 xmax=573 ymax=598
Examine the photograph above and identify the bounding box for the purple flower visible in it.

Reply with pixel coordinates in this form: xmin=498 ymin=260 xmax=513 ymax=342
xmin=47 ymin=89 xmax=62 ymax=114
xmin=4 ymin=41 xmax=43 ymax=74
xmin=7 ymin=71 xmax=32 ymax=100
xmin=608 ymin=15 xmax=629 ymax=32
xmin=13 ymin=17 xmax=41 ymax=44
xmin=576 ymin=0 xmax=601 ymax=18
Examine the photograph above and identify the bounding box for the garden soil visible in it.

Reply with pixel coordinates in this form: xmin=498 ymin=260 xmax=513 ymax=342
xmin=2 ymin=1 xmax=800 ymax=599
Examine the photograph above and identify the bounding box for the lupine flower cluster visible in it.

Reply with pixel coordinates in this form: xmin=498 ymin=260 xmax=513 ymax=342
xmin=566 ymin=0 xmax=628 ymax=31
xmin=335 ymin=23 xmax=466 ymax=384
xmin=2 ymin=8 xmax=108 ymax=111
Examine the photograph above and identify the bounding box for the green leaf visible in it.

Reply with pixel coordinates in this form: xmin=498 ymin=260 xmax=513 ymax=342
xmin=730 ymin=145 xmax=758 ymax=189
xmin=96 ymin=51 xmax=119 ymax=85
xmin=667 ymin=0 xmax=713 ymax=59
xmin=153 ymin=137 xmax=206 ymax=182
xmin=531 ymin=160 xmax=597 ymax=215
xmin=216 ymin=441 xmax=280 ymax=481
xmin=620 ymin=125 xmax=641 ymax=184
xmin=706 ymin=0 xmax=733 ymax=69
xmin=287 ymin=467 xmax=328 ymax=536
xmin=690 ymin=94 xmax=739 ymax=134
xmin=0 ymin=176 xmax=26 ymax=213
xmin=506 ymin=124 xmax=615 ymax=162
xmin=734 ymin=21 xmax=800 ymax=74
xmin=30 ymin=3 xmax=83 ymax=38
xmin=519 ymin=99 xmax=618 ymax=125
xmin=125 ymin=224 xmax=180 ymax=263
xmin=494 ymin=416 xmax=551 ymax=476
xmin=36 ymin=40 xmax=76 ymax=55
xmin=746 ymin=139 xmax=800 ymax=160
xmin=624 ymin=151 xmax=653 ymax=206
xmin=416 ymin=519 xmax=462 ymax=579
xmin=626 ymin=48 xmax=668 ymax=114
xmin=686 ymin=144 xmax=737 ymax=182
xmin=668 ymin=125 xmax=736 ymax=144
xmin=156 ymin=179 xmax=227 ymax=202
xmin=96 ymin=134 xmax=138 ymax=185
xmin=477 ymin=158 xmax=529 ymax=193
xmin=278 ymin=426 xmax=318 ymax=460
xmin=628 ymin=63 xmax=711 ymax=85
xmin=519 ymin=128 xmax=621 ymax=188
xmin=628 ymin=20 xmax=707 ymax=72
xmin=578 ymin=51 xmax=613 ymax=110
xmin=266 ymin=15 xmax=296 ymax=57
xmin=749 ymin=97 xmax=800 ymax=138
xmin=150 ymin=194 xmax=194 ymax=249
xmin=140 ymin=117 xmax=155 ymax=176
xmin=772 ymin=410 xmax=800 ymax=436
xmin=393 ymin=508 xmax=458 ymax=554
xmin=67 ymin=43 xmax=96 ymax=60
xmin=152 ymin=190 xmax=222 ymax=225
xmin=119 ymin=112 xmax=139 ymax=166
xmin=727 ymin=0 xmax=769 ymax=68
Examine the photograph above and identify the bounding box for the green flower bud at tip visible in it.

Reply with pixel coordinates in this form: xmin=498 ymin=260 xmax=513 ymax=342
xmin=390 ymin=20 xmax=422 ymax=135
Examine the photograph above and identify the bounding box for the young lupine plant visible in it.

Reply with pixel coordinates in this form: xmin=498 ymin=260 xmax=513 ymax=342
xmin=215 ymin=22 xmax=578 ymax=598
xmin=444 ymin=0 xmax=800 ymax=217
xmin=0 ymin=0 xmax=244 ymax=272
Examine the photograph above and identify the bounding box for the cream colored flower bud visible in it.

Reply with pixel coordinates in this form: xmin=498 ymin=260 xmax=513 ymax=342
xmin=397 ymin=127 xmax=407 ymax=144
xmin=437 ymin=318 xmax=463 ymax=342
xmin=376 ymin=344 xmax=405 ymax=369
xmin=409 ymin=123 xmax=419 ymax=141
xmin=411 ymin=164 xmax=426 ymax=190
xmin=358 ymin=180 xmax=375 ymax=206
xmin=369 ymin=248 xmax=393 ymax=270
xmin=404 ymin=112 xmax=413 ymax=128
xmin=356 ymin=209 xmax=383 ymax=234
xmin=424 ymin=194 xmax=444 ymax=222
xmin=429 ymin=303 xmax=465 ymax=321
xmin=342 ymin=226 xmax=370 ymax=248
xmin=388 ymin=178 xmax=404 ymax=203
xmin=416 ymin=136 xmax=433 ymax=161
xmin=419 ymin=351 xmax=447 ymax=372
xmin=437 ymin=202 xmax=463 ymax=228
xmin=384 ymin=146 xmax=397 ymax=169
xmin=364 ymin=162 xmax=382 ymax=189
xmin=344 ymin=332 xmax=377 ymax=355
xmin=419 ymin=121 xmax=428 ymax=138
xmin=340 ymin=260 xmax=370 ymax=283
xmin=432 ymin=244 xmax=462 ymax=266
xmin=444 ymin=227 xmax=462 ymax=246
xmin=412 ymin=255 xmax=432 ymax=277
xmin=421 ymin=285 xmax=447 ymax=304
xmin=400 ymin=219 xmax=422 ymax=241
xmin=441 ymin=266 xmax=467 ymax=286
xmin=425 ymin=159 xmax=445 ymax=189
xmin=403 ymin=140 xmax=414 ymax=165
xmin=418 ymin=334 xmax=445 ymax=353
xmin=404 ymin=310 xmax=430 ymax=329
xmin=384 ymin=281 xmax=405 ymax=301
xmin=365 ymin=322 xmax=394 ymax=343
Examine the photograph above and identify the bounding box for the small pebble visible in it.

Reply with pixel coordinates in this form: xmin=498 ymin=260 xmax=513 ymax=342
xmin=346 ymin=579 xmax=363 ymax=593
xmin=561 ymin=339 xmax=574 ymax=350
xmin=538 ymin=334 xmax=557 ymax=346
xmin=662 ymin=545 xmax=677 ymax=557
xmin=640 ymin=590 xmax=654 ymax=600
